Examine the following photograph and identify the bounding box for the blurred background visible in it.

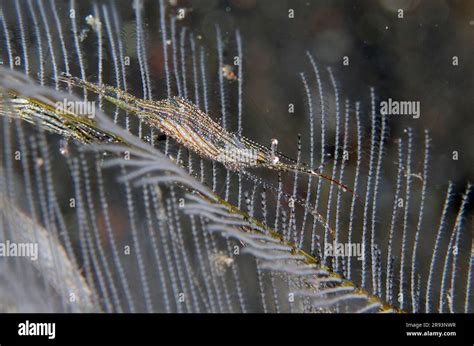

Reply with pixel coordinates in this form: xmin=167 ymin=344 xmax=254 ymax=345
xmin=0 ymin=0 xmax=472 ymax=312
xmin=155 ymin=0 xmax=474 ymax=190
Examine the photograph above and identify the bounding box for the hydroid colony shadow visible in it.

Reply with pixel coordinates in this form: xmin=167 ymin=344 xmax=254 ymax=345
xmin=0 ymin=0 xmax=472 ymax=313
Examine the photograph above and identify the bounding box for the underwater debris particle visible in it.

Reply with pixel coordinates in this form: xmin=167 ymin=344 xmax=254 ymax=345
xmin=78 ymin=29 xmax=89 ymax=42
xmin=270 ymin=138 xmax=279 ymax=163
xmin=221 ymin=64 xmax=237 ymax=81
xmin=77 ymin=14 xmax=103 ymax=42
xmin=85 ymin=14 xmax=102 ymax=32
xmin=59 ymin=138 xmax=70 ymax=156
xmin=36 ymin=157 xmax=44 ymax=167
xmin=211 ymin=251 xmax=234 ymax=275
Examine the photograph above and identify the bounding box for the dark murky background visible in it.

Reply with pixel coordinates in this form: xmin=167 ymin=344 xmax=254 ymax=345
xmin=168 ymin=0 xmax=474 ymax=189
xmin=1 ymin=0 xmax=472 ymax=312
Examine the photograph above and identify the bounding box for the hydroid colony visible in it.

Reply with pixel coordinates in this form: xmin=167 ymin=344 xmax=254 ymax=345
xmin=0 ymin=0 xmax=472 ymax=313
